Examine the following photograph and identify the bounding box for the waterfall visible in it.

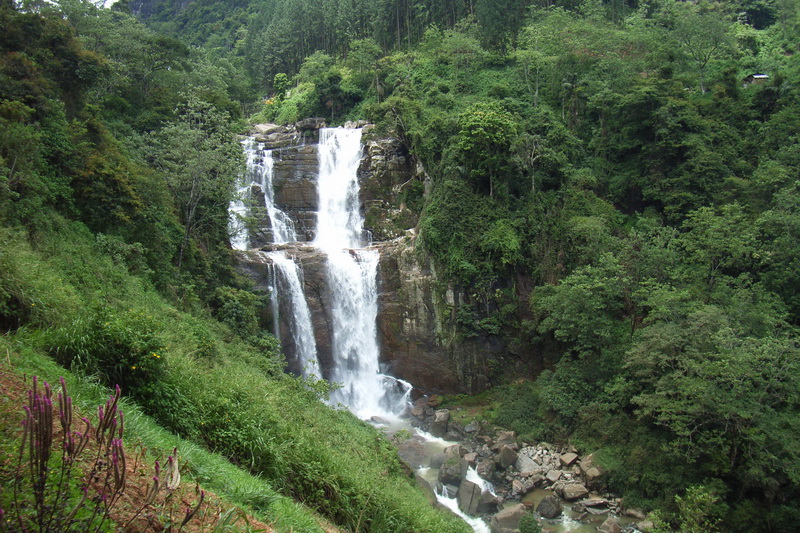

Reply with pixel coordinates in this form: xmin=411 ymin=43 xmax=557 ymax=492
xmin=233 ymin=138 xmax=298 ymax=248
xmin=266 ymin=251 xmax=320 ymax=379
xmin=314 ymin=128 xmax=410 ymax=419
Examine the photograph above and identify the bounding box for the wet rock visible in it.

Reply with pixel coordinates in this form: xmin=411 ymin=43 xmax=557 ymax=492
xmin=429 ymin=452 xmax=445 ymax=469
xmin=498 ymin=445 xmax=518 ymax=470
xmin=438 ymin=456 xmax=468 ymax=485
xmin=457 ymin=479 xmax=483 ymax=515
xmin=598 ymin=515 xmax=622 ymax=533
xmin=536 ymin=496 xmax=562 ymax=519
xmin=430 ymin=409 xmax=450 ymax=438
xmin=414 ymin=473 xmax=438 ymax=505
xmin=478 ymin=491 xmax=500 ymax=514
xmin=477 ymin=458 xmax=496 ymax=480
xmin=490 ymin=503 xmax=526 ymax=533
xmin=396 ymin=437 xmax=427 ymax=469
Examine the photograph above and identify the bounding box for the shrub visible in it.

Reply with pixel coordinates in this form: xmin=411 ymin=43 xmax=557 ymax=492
xmin=45 ymin=307 xmax=165 ymax=399
xmin=518 ymin=512 xmax=542 ymax=533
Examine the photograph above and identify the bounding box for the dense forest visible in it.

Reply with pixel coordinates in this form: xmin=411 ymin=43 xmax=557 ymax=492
xmin=2 ymin=0 xmax=800 ymax=531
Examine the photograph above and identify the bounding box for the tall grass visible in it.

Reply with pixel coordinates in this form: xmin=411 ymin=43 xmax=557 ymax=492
xmin=0 ymin=218 xmax=470 ymax=533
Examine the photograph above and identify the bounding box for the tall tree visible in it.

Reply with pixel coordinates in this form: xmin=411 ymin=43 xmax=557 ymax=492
xmin=148 ymin=94 xmax=243 ymax=269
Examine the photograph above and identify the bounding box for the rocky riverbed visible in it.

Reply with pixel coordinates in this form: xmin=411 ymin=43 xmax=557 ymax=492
xmin=388 ymin=396 xmax=655 ymax=533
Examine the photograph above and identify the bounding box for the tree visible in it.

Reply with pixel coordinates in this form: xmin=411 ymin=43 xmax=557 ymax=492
xmin=148 ymin=94 xmax=243 ymax=269
xmin=455 ymin=101 xmax=518 ymax=197
xmin=672 ymin=5 xmax=733 ymax=93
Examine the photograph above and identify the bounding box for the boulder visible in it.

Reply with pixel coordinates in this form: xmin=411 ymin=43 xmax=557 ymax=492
xmin=624 ymin=508 xmax=647 ymax=520
xmin=490 ymin=503 xmax=526 ymax=533
xmin=296 ymin=117 xmax=326 ymax=130
xmin=598 ymin=515 xmax=622 ymax=533
xmin=536 ymin=496 xmax=562 ymax=519
xmin=251 ymin=123 xmax=285 ymax=135
xmin=443 ymin=444 xmax=467 ymax=459
xmin=430 ymin=409 xmax=450 ymax=438
xmin=637 ymin=520 xmax=655 ymax=532
xmin=396 ymin=437 xmax=427 ymax=469
xmin=579 ymin=454 xmax=604 ymax=489
xmin=478 ymin=490 xmax=500 ymax=514
xmin=463 ymin=452 xmax=478 ymax=466
xmin=515 ymin=454 xmax=539 ymax=476
xmin=477 ymin=458 xmax=496 ymax=480
xmin=545 ymin=469 xmax=562 ymax=484
xmin=498 ymin=445 xmax=518 ymax=470
xmin=429 ymin=452 xmax=445 ymax=469
xmin=494 ymin=431 xmax=518 ymax=450
xmin=560 ymin=483 xmax=589 ymax=501
xmin=438 ymin=457 xmax=468 ymax=485
xmin=559 ymin=452 xmax=579 ymax=467
xmin=464 ymin=421 xmax=479 ymax=433
xmin=457 ymin=479 xmax=483 ymax=515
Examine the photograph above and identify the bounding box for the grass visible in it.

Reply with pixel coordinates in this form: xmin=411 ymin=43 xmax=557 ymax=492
xmin=0 ymin=339 xmax=324 ymax=533
xmin=0 ymin=218 xmax=470 ymax=533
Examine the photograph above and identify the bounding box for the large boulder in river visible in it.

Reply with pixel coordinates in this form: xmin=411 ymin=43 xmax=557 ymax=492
xmin=536 ymin=496 xmax=562 ymax=519
xmin=430 ymin=409 xmax=450 ymax=437
xmin=439 ymin=456 xmax=468 ymax=485
xmin=478 ymin=490 xmax=500 ymax=515
xmin=457 ymin=479 xmax=483 ymax=515
xmin=489 ymin=503 xmax=527 ymax=533
xmin=477 ymin=458 xmax=496 ymax=480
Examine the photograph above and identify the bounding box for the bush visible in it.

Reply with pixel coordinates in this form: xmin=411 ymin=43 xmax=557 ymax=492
xmin=45 ymin=307 xmax=165 ymax=399
xmin=518 ymin=512 xmax=542 ymax=533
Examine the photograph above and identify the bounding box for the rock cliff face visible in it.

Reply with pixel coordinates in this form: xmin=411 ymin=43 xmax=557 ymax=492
xmin=236 ymin=121 xmax=501 ymax=394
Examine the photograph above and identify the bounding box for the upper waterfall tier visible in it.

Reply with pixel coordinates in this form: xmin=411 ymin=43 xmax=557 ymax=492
xmin=314 ymin=128 xmax=367 ymax=250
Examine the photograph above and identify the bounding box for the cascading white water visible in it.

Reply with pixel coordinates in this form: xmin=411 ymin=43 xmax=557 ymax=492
xmin=236 ymin=138 xmax=298 ymax=247
xmin=314 ymin=128 xmax=411 ymax=419
xmin=266 ymin=251 xmax=320 ymax=379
